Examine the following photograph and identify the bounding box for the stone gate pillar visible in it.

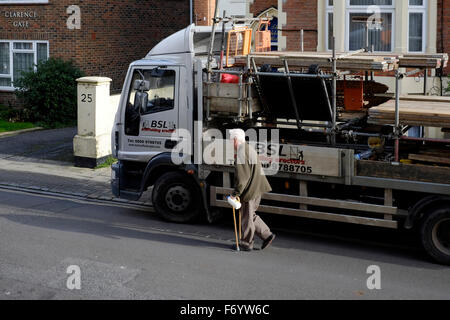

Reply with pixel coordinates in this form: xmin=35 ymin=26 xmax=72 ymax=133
xmin=73 ymin=76 xmax=114 ymax=168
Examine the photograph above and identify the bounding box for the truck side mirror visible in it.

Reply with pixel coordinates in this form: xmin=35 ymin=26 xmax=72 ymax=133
xmin=134 ymin=91 xmax=149 ymax=114
xmin=133 ymin=79 xmax=150 ymax=114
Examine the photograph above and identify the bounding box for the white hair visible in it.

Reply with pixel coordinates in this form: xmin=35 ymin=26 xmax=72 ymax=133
xmin=229 ymin=129 xmax=246 ymax=144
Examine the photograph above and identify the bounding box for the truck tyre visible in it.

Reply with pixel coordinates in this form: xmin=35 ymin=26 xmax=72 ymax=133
xmin=152 ymin=171 xmax=201 ymax=223
xmin=420 ymin=206 xmax=450 ymax=265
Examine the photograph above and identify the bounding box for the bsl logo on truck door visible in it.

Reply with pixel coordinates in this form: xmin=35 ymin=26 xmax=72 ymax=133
xmin=142 ymin=120 xmax=176 ymax=134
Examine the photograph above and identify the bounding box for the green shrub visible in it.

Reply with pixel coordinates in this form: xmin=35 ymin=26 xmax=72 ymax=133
xmin=14 ymin=58 xmax=84 ymax=127
xmin=0 ymin=105 xmax=28 ymax=122
xmin=447 ymin=76 xmax=450 ymax=93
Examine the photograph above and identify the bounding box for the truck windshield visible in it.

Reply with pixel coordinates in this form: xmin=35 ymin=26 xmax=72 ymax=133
xmin=128 ymin=68 xmax=175 ymax=115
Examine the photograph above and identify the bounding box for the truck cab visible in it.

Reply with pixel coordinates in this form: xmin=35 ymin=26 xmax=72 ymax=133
xmin=111 ymin=25 xmax=211 ymax=221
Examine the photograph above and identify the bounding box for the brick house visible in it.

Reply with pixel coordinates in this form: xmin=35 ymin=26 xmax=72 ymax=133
xmin=279 ymin=0 xmax=449 ymax=94
xmin=195 ymin=0 xmax=449 ymax=94
xmin=0 ymin=0 xmax=190 ymax=106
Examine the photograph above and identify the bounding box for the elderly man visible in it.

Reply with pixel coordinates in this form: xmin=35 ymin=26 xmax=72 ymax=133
xmin=228 ymin=129 xmax=275 ymax=251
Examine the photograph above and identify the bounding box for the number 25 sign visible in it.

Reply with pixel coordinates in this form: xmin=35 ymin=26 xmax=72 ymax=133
xmin=81 ymin=93 xmax=93 ymax=103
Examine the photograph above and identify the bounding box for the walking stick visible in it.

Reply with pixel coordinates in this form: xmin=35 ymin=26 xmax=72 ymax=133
xmin=237 ymin=196 xmax=241 ymax=240
xmin=232 ymin=207 xmax=240 ymax=251
xmin=239 ymin=210 xmax=241 ymax=240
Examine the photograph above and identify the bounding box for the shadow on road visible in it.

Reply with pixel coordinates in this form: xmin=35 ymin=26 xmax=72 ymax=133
xmin=2 ymin=205 xmax=447 ymax=270
xmin=2 ymin=212 xmax=234 ymax=252
xmin=0 ymin=127 xmax=76 ymax=163
xmin=1 ymin=188 xmax=447 ymax=269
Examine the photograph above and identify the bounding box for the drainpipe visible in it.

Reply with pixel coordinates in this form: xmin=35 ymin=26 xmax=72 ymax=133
xmin=190 ymin=0 xmax=193 ymax=25
xmin=440 ymin=0 xmax=444 ymax=96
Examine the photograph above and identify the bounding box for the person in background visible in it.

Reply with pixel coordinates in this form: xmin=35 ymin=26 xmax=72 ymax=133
xmin=228 ymin=129 xmax=275 ymax=251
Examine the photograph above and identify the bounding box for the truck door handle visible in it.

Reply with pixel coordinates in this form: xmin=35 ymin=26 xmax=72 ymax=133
xmin=165 ymin=140 xmax=178 ymax=149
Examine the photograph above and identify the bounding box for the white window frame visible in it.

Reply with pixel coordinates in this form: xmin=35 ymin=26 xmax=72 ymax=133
xmin=0 ymin=1 xmax=48 ymax=3
xmin=345 ymin=0 xmax=395 ymax=53
xmin=0 ymin=40 xmax=49 ymax=92
xmin=347 ymin=0 xmax=394 ymax=9
xmin=407 ymin=0 xmax=427 ymax=53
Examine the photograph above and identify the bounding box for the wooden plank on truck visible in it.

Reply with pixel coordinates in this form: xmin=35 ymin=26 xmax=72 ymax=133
xmin=408 ymin=154 xmax=450 ymax=166
xmin=368 ymin=98 xmax=450 ymax=128
xmin=356 ymin=160 xmax=450 ymax=185
xmin=235 ymin=54 xmax=396 ymax=72
xmin=234 ymin=52 xmax=447 ymax=71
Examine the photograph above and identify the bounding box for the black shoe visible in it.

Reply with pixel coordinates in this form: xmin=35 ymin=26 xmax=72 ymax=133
xmin=261 ymin=234 xmax=275 ymax=250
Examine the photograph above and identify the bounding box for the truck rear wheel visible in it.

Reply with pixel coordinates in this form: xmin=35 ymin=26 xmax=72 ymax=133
xmin=420 ymin=206 xmax=450 ymax=265
xmin=152 ymin=171 xmax=201 ymax=223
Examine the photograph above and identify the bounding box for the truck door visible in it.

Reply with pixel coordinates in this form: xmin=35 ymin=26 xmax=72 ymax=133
xmin=120 ymin=66 xmax=180 ymax=162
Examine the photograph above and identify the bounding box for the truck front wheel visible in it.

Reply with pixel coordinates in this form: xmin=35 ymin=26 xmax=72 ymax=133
xmin=152 ymin=171 xmax=202 ymax=223
xmin=420 ymin=206 xmax=450 ymax=265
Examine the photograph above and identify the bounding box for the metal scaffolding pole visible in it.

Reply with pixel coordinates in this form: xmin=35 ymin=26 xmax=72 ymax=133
xmin=205 ymin=0 xmax=220 ymax=122
xmin=331 ymin=36 xmax=337 ymax=146
xmin=283 ymin=59 xmax=302 ymax=129
xmin=394 ymin=70 xmax=401 ymax=162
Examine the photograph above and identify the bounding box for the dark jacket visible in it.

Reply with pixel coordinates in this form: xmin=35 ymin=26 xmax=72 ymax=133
xmin=232 ymin=143 xmax=272 ymax=202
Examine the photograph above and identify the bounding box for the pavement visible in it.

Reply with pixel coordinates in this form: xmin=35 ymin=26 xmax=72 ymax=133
xmin=0 ymin=127 xmax=152 ymax=205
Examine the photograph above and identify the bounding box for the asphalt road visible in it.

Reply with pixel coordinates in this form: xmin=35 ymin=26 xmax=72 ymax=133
xmin=0 ymin=189 xmax=449 ymax=300
xmin=0 ymin=127 xmax=76 ymax=163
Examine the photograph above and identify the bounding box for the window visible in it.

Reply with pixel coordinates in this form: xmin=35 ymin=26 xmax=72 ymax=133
xmin=349 ymin=0 xmax=392 ymax=5
xmin=134 ymin=68 xmax=175 ymax=115
xmin=125 ymin=68 xmax=176 ymax=136
xmin=269 ymin=16 xmax=278 ymax=51
xmin=346 ymin=0 xmax=394 ymax=52
xmin=408 ymin=0 xmax=427 ymax=52
xmin=0 ymin=40 xmax=49 ymax=90
xmin=326 ymin=0 xmax=334 ymax=50
xmin=0 ymin=43 xmax=11 ymax=87
xmin=348 ymin=12 xmax=393 ymax=51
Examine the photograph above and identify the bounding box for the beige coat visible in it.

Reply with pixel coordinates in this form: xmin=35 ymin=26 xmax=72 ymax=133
xmin=232 ymin=143 xmax=272 ymax=202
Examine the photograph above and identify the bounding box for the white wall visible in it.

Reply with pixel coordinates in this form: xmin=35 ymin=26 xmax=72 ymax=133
xmin=217 ymin=0 xmax=248 ymax=17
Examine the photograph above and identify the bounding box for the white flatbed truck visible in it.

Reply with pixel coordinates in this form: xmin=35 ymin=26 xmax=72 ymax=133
xmin=111 ymin=24 xmax=450 ymax=265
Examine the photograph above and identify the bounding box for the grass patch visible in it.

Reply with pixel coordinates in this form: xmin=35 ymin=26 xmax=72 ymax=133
xmin=95 ymin=156 xmax=118 ymax=169
xmin=1 ymin=104 xmax=75 ymax=131
xmin=34 ymin=120 xmax=77 ymax=130
xmin=0 ymin=104 xmax=36 ymax=133
xmin=0 ymin=119 xmax=36 ymax=133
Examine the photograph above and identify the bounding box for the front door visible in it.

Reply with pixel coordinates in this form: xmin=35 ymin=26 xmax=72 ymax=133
xmin=120 ymin=66 xmax=180 ymax=162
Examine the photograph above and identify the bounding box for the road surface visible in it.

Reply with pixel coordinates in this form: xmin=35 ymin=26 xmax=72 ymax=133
xmin=0 ymin=188 xmax=449 ymax=300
